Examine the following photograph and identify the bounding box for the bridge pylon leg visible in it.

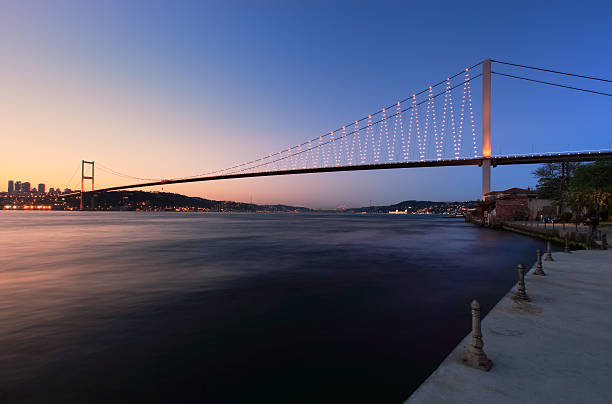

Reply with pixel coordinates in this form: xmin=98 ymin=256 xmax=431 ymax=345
xmin=482 ymin=59 xmax=492 ymax=200
xmin=482 ymin=158 xmax=491 ymax=199
xmin=80 ymin=160 xmax=95 ymax=210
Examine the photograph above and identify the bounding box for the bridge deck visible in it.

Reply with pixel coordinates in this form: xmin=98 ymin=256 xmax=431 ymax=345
xmin=80 ymin=151 xmax=612 ymax=194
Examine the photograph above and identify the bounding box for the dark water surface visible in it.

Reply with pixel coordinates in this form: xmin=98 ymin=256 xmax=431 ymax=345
xmin=0 ymin=212 xmax=542 ymax=403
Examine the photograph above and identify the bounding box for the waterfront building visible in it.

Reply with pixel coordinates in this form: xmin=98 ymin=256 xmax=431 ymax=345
xmin=22 ymin=182 xmax=31 ymax=193
xmin=15 ymin=181 xmax=22 ymax=194
xmin=38 ymin=184 xmax=45 ymax=194
xmin=49 ymin=187 xmax=55 ymax=194
xmin=474 ymin=188 xmax=554 ymax=225
xmin=8 ymin=180 xmax=14 ymax=194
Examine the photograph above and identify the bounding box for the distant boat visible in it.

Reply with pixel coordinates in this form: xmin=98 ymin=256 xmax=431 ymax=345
xmin=389 ymin=209 xmax=408 ymax=214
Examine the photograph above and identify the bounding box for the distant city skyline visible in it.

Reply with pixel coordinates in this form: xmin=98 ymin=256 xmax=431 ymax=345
xmin=5 ymin=179 xmax=66 ymax=195
xmin=1 ymin=1 xmax=611 ymax=208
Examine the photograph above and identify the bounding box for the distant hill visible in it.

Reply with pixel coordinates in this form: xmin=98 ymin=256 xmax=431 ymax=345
xmin=345 ymin=200 xmax=477 ymax=214
xmin=3 ymin=190 xmax=475 ymax=214
xmin=65 ymin=190 xmax=312 ymax=212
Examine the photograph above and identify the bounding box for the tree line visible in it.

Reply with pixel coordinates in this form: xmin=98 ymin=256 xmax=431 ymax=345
xmin=533 ymin=160 xmax=611 ymax=221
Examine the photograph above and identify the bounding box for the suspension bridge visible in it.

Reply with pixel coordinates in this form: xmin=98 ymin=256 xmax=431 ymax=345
xmin=74 ymin=59 xmax=612 ymax=209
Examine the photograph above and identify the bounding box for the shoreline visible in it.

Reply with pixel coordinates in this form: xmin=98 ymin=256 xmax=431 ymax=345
xmin=500 ymin=224 xmax=588 ymax=249
xmin=466 ymin=214 xmax=608 ymax=250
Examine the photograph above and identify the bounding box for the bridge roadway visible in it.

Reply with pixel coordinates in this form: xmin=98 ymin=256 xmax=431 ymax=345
xmin=81 ymin=150 xmax=612 ymax=194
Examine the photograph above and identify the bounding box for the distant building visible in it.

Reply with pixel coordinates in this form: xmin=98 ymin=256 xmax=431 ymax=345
xmin=49 ymin=187 xmax=55 ymax=194
xmin=15 ymin=181 xmax=22 ymax=194
xmin=63 ymin=188 xmax=72 ymax=194
xmin=482 ymin=187 xmax=554 ymax=223
xmin=8 ymin=180 xmax=14 ymax=194
xmin=22 ymin=182 xmax=31 ymax=193
xmin=38 ymin=183 xmax=45 ymax=194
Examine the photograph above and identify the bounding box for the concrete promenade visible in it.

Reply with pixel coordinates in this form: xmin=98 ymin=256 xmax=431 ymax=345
xmin=406 ymin=249 xmax=612 ymax=404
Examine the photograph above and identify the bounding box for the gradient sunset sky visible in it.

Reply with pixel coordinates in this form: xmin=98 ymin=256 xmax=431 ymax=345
xmin=1 ymin=1 xmax=611 ymax=208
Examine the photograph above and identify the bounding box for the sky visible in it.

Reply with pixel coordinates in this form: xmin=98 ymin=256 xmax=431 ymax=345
xmin=1 ymin=0 xmax=611 ymax=208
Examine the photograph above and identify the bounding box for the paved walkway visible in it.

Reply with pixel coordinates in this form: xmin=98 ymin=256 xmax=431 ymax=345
xmin=406 ymin=249 xmax=612 ymax=404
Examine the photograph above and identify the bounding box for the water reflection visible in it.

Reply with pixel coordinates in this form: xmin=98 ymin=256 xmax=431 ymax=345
xmin=0 ymin=212 xmax=541 ymax=403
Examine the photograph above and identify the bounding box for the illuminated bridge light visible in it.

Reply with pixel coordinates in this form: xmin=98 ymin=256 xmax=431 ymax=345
xmin=72 ymin=61 xmax=612 ymax=197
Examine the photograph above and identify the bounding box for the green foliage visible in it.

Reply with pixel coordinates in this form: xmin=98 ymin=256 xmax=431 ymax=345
xmin=532 ymin=162 xmax=580 ymax=200
xmin=567 ymin=160 xmax=612 ymax=220
xmin=559 ymin=211 xmax=573 ymax=222
xmin=533 ymin=160 xmax=611 ymax=220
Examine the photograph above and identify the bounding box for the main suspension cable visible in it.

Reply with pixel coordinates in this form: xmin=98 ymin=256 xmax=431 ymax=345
xmin=64 ymin=163 xmax=81 ymax=191
xmin=491 ymin=59 xmax=612 ymax=83
xmin=492 ymin=71 xmax=612 ymax=97
xmin=229 ymin=74 xmax=483 ymax=175
xmin=180 ymin=61 xmax=485 ymax=180
xmin=96 ymin=163 xmax=162 ymax=181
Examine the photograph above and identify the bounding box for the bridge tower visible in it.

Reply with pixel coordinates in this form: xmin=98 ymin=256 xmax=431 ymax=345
xmin=481 ymin=59 xmax=492 ymax=200
xmin=80 ymin=160 xmax=94 ymax=210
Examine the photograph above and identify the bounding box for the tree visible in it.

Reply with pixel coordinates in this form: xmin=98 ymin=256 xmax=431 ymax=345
xmin=568 ymin=160 xmax=612 ymax=220
xmin=533 ymin=162 xmax=580 ymax=201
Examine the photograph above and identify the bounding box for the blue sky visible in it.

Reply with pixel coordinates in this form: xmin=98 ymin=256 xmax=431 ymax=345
xmin=1 ymin=0 xmax=611 ymax=207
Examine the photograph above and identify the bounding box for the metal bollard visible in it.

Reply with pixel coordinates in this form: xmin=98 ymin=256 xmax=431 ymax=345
xmin=516 ymin=264 xmax=530 ymax=301
xmin=544 ymin=240 xmax=554 ymax=261
xmin=462 ymin=300 xmax=492 ymax=371
xmin=564 ymin=235 xmax=572 ymax=253
xmin=602 ymin=233 xmax=608 ymax=250
xmin=534 ymin=249 xmax=546 ymax=276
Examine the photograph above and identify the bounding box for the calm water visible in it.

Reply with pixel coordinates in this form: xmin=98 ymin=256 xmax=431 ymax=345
xmin=0 ymin=212 xmax=542 ymax=403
